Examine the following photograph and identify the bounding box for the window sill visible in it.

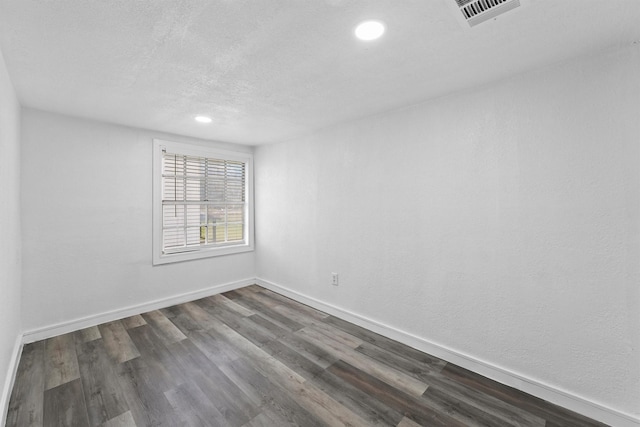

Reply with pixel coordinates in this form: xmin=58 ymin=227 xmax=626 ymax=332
xmin=152 ymin=243 xmax=254 ymax=265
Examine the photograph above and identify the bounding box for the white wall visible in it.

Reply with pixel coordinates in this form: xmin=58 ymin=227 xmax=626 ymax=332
xmin=255 ymin=45 xmax=640 ymax=419
xmin=21 ymin=110 xmax=255 ymax=332
xmin=0 ymin=49 xmax=22 ymax=416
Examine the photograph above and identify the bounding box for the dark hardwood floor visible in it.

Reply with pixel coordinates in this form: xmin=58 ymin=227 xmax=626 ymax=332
xmin=6 ymin=285 xmax=608 ymax=427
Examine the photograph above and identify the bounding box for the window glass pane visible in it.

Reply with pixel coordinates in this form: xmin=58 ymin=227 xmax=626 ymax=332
xmin=186 ymin=227 xmax=201 ymax=246
xmin=226 ymin=161 xmax=245 ymax=202
xmin=185 ymin=156 xmax=204 ymax=176
xmin=227 ymin=224 xmax=244 ymax=242
xmin=163 ymin=228 xmax=185 ymax=249
xmin=186 ymin=204 xmax=201 ymax=227
xmin=227 ymin=204 xmax=244 ymax=223
xmin=202 ymin=225 xmax=216 ymax=244
xmin=207 ymin=159 xmax=226 ymax=178
xmin=208 ymin=205 xmax=225 ymax=224
xmin=185 ymin=178 xmax=202 ymax=201
xmin=163 ymin=204 xmax=184 ymax=228
xmin=206 ymin=178 xmax=225 ymax=201
xmin=163 ymin=176 xmax=183 ymax=201
xmin=226 ymin=161 xmax=245 ymax=177
xmin=216 ymin=225 xmax=226 ymax=242
xmin=163 ymin=154 xmax=181 ymax=175
xmin=226 ymin=181 xmax=244 ymax=202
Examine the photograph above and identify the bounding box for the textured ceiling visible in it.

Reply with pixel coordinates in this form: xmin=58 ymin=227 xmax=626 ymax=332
xmin=1 ymin=0 xmax=639 ymax=145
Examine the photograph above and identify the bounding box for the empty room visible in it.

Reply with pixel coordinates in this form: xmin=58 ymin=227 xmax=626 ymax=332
xmin=0 ymin=1 xmax=638 ymax=426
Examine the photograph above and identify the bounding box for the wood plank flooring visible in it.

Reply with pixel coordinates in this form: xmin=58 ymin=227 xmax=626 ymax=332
xmin=6 ymin=285 xmax=608 ymax=427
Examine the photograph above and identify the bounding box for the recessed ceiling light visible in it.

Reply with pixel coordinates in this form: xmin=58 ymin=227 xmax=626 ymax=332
xmin=194 ymin=115 xmax=212 ymax=123
xmin=354 ymin=20 xmax=385 ymax=41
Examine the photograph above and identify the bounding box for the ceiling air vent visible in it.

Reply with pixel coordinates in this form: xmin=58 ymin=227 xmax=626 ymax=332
xmin=452 ymin=0 xmax=523 ymax=27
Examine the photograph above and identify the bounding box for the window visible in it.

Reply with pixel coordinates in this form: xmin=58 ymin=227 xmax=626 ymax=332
xmin=153 ymin=139 xmax=253 ymax=264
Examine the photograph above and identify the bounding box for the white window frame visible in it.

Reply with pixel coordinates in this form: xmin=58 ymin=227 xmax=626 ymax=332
xmin=152 ymin=139 xmax=254 ymax=265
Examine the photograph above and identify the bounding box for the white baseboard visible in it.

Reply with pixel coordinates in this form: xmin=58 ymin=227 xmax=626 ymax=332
xmin=255 ymin=277 xmax=640 ymax=427
xmin=1 ymin=334 xmax=23 ymax=427
xmin=22 ymin=278 xmax=255 ymax=344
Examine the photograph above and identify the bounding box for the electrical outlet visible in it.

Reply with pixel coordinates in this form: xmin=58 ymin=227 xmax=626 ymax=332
xmin=331 ymin=273 xmax=339 ymax=286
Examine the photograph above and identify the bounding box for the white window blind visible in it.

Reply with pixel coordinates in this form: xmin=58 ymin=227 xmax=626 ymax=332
xmin=153 ymin=139 xmax=253 ymax=264
xmin=162 ymin=151 xmax=246 ymax=252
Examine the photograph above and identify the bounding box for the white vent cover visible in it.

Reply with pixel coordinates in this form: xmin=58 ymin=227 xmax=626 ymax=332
xmin=451 ymin=0 xmax=523 ymax=27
